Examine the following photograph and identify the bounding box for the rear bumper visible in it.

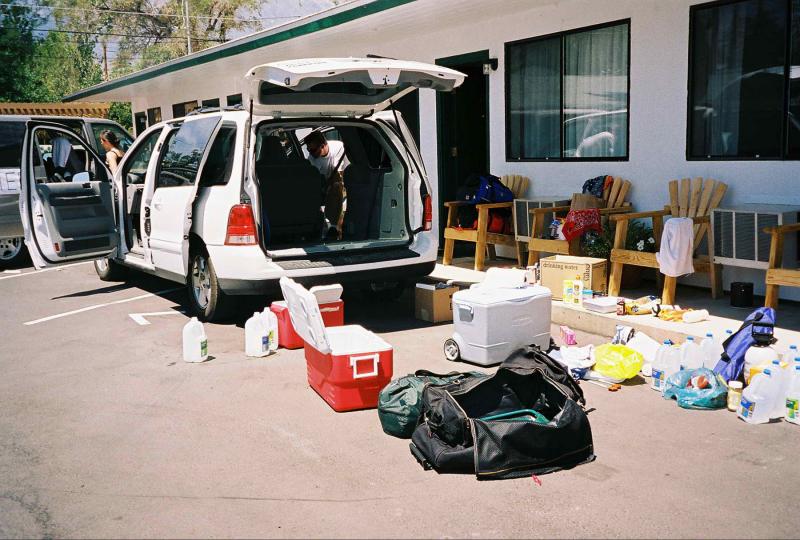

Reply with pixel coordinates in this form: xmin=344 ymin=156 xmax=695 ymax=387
xmin=218 ymin=260 xmax=436 ymax=295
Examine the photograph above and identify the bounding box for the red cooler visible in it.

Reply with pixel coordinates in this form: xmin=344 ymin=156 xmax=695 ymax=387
xmin=279 ymin=278 xmax=393 ymax=412
xmin=270 ymin=284 xmax=344 ymax=349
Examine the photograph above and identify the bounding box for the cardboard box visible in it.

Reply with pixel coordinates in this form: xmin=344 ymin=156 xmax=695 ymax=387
xmin=415 ymin=283 xmax=459 ymax=323
xmin=539 ymin=255 xmax=608 ymax=300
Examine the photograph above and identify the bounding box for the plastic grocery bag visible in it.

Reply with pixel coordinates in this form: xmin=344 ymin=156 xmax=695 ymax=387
xmin=592 ymin=343 xmax=644 ymax=380
xmin=662 ymin=368 xmax=728 ymax=410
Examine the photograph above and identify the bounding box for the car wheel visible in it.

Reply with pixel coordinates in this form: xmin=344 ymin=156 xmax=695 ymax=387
xmin=443 ymin=338 xmax=461 ymax=362
xmin=187 ymin=248 xmax=231 ymax=322
xmin=94 ymin=256 xmax=127 ymax=281
xmin=0 ymin=237 xmax=27 ymax=269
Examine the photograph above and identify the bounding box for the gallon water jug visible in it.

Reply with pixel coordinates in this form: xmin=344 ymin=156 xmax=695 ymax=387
xmin=743 ymin=343 xmax=779 ymax=384
xmin=651 ymin=340 xmax=673 ymax=392
xmin=245 ymin=312 xmax=271 ymax=357
xmin=738 ymin=369 xmax=779 ymax=424
xmin=769 ymin=359 xmax=791 ymax=419
xmin=183 ymin=317 xmax=208 ymax=363
xmin=782 ymin=344 xmax=798 ymax=364
xmin=680 ymin=336 xmax=705 ymax=371
xmin=700 ymin=333 xmax=721 ymax=369
xmin=262 ymin=308 xmax=279 ymax=353
xmin=785 ymin=365 xmax=800 ymax=425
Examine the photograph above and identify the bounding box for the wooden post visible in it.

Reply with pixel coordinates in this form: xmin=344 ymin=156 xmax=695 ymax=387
xmin=662 ymin=276 xmax=677 ymax=305
xmin=765 ymin=229 xmax=784 ymax=309
xmin=527 ymin=212 xmax=542 ymax=267
xmin=608 ymin=219 xmax=629 ymax=296
xmin=442 ymin=205 xmax=456 ymax=266
xmin=474 ymin=206 xmax=489 ymax=271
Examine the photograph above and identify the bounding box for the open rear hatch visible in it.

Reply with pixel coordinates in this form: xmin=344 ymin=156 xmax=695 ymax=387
xmin=245 ymin=57 xmax=465 ymax=117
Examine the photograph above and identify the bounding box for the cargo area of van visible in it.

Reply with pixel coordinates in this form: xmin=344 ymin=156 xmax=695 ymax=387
xmin=254 ymin=120 xmax=412 ymax=257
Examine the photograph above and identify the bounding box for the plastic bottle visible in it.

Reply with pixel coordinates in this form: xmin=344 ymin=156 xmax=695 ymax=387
xmin=743 ymin=343 xmax=779 ymax=384
xmin=680 ymin=336 xmax=705 ymax=371
xmin=262 ymin=308 xmax=279 ymax=353
xmin=785 ymin=365 xmax=800 ymax=425
xmin=700 ymin=332 xmax=721 ymax=370
xmin=245 ymin=311 xmax=272 ymax=357
xmin=572 ymin=274 xmax=583 ymax=305
xmin=768 ymin=359 xmax=792 ymax=419
xmin=182 ymin=317 xmax=208 ymax=363
xmin=782 ymin=344 xmax=798 ymax=365
xmin=651 ymin=340 xmax=673 ymax=392
xmin=727 ymin=380 xmax=743 ymax=412
xmin=562 ymin=279 xmax=573 ymax=304
xmin=738 ymin=369 xmax=779 ymax=424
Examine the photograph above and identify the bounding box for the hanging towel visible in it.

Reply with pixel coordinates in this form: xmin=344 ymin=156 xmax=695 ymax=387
xmin=561 ymin=208 xmax=602 ymax=242
xmin=656 ymin=218 xmax=695 ymax=277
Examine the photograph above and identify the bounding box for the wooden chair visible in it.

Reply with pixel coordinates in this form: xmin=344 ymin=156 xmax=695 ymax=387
xmin=526 ymin=176 xmax=633 ymax=266
xmin=608 ymin=177 xmax=727 ymax=305
xmin=764 ymin=223 xmax=800 ymax=309
xmin=442 ymin=175 xmax=529 ymax=271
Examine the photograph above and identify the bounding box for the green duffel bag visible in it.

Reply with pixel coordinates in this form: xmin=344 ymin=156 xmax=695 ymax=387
xmin=378 ymin=370 xmax=487 ymax=439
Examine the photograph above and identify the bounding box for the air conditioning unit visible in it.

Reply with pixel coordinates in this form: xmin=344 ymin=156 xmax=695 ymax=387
xmin=712 ymin=204 xmax=798 ymax=269
xmin=513 ymin=197 xmax=571 ymax=242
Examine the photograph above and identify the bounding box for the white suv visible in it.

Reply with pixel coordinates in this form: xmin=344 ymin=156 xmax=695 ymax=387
xmin=19 ymin=58 xmax=464 ymax=320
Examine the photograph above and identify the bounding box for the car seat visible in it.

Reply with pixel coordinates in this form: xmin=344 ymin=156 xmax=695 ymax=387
xmin=340 ymin=131 xmax=387 ymax=240
xmin=256 ymin=135 xmax=323 ymax=244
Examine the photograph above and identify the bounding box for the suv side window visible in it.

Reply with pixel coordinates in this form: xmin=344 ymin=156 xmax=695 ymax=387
xmin=198 ymin=124 xmax=237 ymax=187
xmin=91 ymin=123 xmax=133 ymax=158
xmin=0 ymin=121 xmax=26 ymax=169
xmin=156 ymin=117 xmax=220 ymax=188
xmin=121 ymin=128 xmax=162 ymax=185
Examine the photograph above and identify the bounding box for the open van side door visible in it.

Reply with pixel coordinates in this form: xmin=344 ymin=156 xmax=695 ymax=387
xmin=19 ymin=121 xmax=118 ymax=269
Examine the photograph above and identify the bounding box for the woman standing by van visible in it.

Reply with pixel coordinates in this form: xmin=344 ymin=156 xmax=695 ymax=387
xmin=99 ymin=129 xmax=125 ymax=174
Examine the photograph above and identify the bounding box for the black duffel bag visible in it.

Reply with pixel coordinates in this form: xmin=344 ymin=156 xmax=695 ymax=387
xmin=409 ymin=347 xmax=594 ymax=480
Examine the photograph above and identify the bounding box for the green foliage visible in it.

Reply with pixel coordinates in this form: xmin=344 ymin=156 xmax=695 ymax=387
xmin=0 ymin=1 xmax=42 ymax=101
xmin=108 ymin=102 xmax=133 ymax=131
xmin=22 ymin=31 xmax=103 ymax=102
xmin=581 ymin=219 xmax=656 ymax=259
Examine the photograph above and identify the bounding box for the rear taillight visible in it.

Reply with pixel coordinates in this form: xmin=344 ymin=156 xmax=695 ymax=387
xmin=225 ymin=204 xmax=258 ymax=245
xmin=423 ymin=194 xmax=432 ymax=231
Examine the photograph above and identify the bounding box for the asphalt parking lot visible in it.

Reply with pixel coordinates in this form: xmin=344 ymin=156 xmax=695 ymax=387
xmin=1 ymin=261 xmax=798 ymax=539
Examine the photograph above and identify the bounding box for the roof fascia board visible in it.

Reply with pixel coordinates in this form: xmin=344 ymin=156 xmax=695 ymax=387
xmin=64 ymin=0 xmax=416 ymax=102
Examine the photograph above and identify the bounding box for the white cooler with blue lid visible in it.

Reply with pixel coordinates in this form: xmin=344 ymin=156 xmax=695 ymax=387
xmin=446 ymin=284 xmax=552 ymax=366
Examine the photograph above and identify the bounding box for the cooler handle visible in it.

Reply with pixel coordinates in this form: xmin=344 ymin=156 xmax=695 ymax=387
xmin=350 ymin=353 xmax=380 ymax=379
xmin=456 ymin=303 xmax=473 ymax=323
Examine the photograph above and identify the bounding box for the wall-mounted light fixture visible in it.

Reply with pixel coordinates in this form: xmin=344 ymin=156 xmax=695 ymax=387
xmin=482 ymin=58 xmax=499 ymax=75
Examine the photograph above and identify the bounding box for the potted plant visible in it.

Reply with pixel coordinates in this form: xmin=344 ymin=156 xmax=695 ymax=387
xmin=581 ymin=220 xmax=656 ymax=289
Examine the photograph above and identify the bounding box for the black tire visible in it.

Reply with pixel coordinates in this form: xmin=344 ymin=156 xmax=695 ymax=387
xmin=443 ymin=338 xmax=461 ymax=362
xmin=360 ymin=280 xmax=406 ymax=302
xmin=0 ymin=237 xmax=27 ymax=269
xmin=93 ymin=256 xmax=128 ymax=281
xmin=187 ymin=248 xmax=232 ymax=322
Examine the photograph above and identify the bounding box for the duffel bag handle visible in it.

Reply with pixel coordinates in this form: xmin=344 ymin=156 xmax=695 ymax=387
xmin=350 ymin=353 xmax=380 ymax=379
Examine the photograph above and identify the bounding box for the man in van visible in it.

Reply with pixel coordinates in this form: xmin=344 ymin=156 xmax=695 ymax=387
xmin=305 ymin=131 xmax=348 ymax=239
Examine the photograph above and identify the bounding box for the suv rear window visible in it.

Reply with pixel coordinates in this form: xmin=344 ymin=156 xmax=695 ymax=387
xmin=0 ymin=121 xmax=26 ymax=168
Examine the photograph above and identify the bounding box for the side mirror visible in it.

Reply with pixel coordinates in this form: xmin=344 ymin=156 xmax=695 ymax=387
xmin=72 ymin=171 xmax=91 ymax=183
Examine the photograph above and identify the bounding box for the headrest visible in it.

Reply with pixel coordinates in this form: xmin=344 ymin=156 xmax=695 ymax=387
xmin=257 ymin=136 xmax=287 ymax=165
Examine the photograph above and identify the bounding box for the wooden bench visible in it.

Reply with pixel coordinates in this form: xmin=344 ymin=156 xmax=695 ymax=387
xmin=764 ymin=223 xmax=800 ymax=309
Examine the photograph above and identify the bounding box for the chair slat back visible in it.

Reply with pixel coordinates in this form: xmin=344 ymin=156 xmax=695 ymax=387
xmin=601 ymin=176 xmax=632 ymax=209
xmin=501 ymin=175 xmax=530 ymax=198
xmin=668 ymin=178 xmax=728 ymax=250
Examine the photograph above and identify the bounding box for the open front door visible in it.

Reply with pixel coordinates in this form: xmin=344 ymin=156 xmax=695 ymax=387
xmin=20 ymin=122 xmax=118 ymax=268
xmin=146 ymin=115 xmax=222 ymax=279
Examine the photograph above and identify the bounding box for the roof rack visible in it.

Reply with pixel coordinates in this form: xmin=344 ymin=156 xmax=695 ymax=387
xmin=186 ymin=104 xmax=245 ymax=116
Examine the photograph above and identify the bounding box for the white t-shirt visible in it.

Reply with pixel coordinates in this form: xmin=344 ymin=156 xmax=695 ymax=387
xmin=308 ymin=140 xmax=349 ymax=179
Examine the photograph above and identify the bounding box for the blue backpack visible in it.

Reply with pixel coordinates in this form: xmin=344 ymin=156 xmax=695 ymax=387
xmin=713 ymin=307 xmax=776 ymax=382
xmin=475 ymin=174 xmax=514 ymax=203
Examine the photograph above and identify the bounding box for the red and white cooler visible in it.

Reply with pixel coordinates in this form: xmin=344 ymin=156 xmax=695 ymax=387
xmin=279 ymin=278 xmax=393 ymax=412
xmin=270 ymin=284 xmax=344 ymax=349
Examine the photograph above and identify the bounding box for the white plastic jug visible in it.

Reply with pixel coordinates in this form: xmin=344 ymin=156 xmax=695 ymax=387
xmin=743 ymin=344 xmax=779 ymax=384
xmin=262 ymin=308 xmax=279 ymax=353
xmin=651 ymin=340 xmax=673 ymax=392
xmin=680 ymin=336 xmax=705 ymax=371
xmin=700 ymin=333 xmax=721 ymax=370
xmin=245 ymin=310 xmax=277 ymax=357
xmin=769 ymin=359 xmax=791 ymax=419
xmin=182 ymin=317 xmax=208 ymax=363
xmin=782 ymin=344 xmax=798 ymax=364
xmin=785 ymin=365 xmax=800 ymax=425
xmin=738 ymin=369 xmax=779 ymax=424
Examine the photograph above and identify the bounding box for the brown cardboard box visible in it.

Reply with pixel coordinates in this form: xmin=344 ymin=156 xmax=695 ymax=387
xmin=415 ymin=283 xmax=459 ymax=323
xmin=539 ymin=255 xmax=608 ymax=300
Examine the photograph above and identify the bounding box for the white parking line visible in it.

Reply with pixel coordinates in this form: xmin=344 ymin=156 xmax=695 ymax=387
xmin=24 ymin=287 xmax=182 ymax=326
xmin=129 ymin=310 xmax=186 ymax=326
xmin=0 ymin=261 xmax=93 ymax=281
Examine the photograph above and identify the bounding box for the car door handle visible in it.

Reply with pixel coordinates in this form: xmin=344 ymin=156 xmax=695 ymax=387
xmin=152 ymin=201 xmax=163 ymax=210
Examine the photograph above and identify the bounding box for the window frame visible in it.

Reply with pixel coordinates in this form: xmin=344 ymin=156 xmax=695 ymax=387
xmin=154 ymin=116 xmax=221 ymax=189
xmin=198 ymin=122 xmax=237 ymax=187
xmin=226 ymin=93 xmax=243 ymax=107
xmin=686 ymin=0 xmax=798 ymax=161
xmin=121 ymin=127 xmax=163 ymax=185
xmin=504 ymin=18 xmax=632 ymax=162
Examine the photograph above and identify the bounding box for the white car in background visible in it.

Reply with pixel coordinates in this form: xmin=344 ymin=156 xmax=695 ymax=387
xmin=18 ymin=58 xmax=464 ymax=320
xmin=0 ymin=115 xmax=132 ymax=267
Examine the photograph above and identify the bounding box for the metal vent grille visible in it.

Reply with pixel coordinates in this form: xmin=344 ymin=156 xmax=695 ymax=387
xmin=513 ymin=198 xmax=570 ymax=241
xmin=714 ymin=210 xmax=733 ymax=258
xmin=734 ymin=212 xmax=756 ymax=260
